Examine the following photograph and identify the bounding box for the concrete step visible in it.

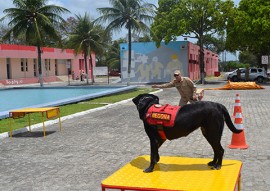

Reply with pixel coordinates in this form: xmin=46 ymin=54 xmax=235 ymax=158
xmin=57 ymin=75 xmax=69 ymax=82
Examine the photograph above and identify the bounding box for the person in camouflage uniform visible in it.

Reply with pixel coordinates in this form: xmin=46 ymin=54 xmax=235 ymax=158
xmin=152 ymin=70 xmax=197 ymax=106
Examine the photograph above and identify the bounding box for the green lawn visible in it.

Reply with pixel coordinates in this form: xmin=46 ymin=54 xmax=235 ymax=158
xmin=0 ymin=87 xmax=154 ymax=134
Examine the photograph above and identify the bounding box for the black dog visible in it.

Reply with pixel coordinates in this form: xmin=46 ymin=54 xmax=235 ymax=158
xmin=132 ymin=93 xmax=242 ymax=172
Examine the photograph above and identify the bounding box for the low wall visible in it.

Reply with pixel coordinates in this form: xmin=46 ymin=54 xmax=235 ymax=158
xmin=0 ymin=76 xmax=61 ymax=86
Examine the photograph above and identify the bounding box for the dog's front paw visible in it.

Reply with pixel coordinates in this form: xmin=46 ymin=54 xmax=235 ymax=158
xmin=207 ymin=161 xmax=215 ymax=167
xmin=211 ymin=164 xmax=221 ymax=170
xmin=143 ymin=167 xmax=154 ymax=173
xmin=155 ymin=154 xmax=160 ymax=163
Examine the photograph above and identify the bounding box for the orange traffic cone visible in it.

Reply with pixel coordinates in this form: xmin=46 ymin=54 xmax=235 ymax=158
xmin=228 ymin=112 xmax=248 ymax=149
xmin=232 ymin=94 xmax=243 ymax=118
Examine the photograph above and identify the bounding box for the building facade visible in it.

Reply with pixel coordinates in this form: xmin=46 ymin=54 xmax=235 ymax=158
xmin=0 ymin=44 xmax=95 ymax=86
xmin=120 ymin=41 xmax=219 ymax=83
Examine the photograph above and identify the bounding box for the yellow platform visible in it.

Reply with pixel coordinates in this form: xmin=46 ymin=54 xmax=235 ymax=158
xmin=102 ymin=155 xmax=242 ymax=191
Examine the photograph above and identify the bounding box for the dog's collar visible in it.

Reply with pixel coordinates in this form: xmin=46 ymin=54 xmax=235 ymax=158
xmin=141 ymin=100 xmax=159 ymax=120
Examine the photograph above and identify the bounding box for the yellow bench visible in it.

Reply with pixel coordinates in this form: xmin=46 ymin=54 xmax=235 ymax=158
xmin=9 ymin=107 xmax=62 ymax=138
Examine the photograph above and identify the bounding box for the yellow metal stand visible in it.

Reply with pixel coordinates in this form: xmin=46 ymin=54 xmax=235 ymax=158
xmin=102 ymin=155 xmax=242 ymax=191
xmin=9 ymin=107 xmax=62 ymax=138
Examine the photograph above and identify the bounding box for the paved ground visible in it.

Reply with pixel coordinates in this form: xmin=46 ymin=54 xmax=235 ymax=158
xmin=0 ymin=81 xmax=270 ymax=191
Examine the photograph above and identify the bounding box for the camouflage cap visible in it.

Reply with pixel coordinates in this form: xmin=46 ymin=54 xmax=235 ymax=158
xmin=174 ymin=70 xmax=181 ymax=75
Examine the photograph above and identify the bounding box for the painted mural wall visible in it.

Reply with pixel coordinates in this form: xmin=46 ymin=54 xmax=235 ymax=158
xmin=120 ymin=41 xmax=189 ymax=83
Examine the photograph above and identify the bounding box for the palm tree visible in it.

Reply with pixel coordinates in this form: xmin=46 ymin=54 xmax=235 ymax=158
xmin=96 ymin=0 xmax=156 ymax=85
xmin=106 ymin=41 xmax=122 ymax=71
xmin=104 ymin=39 xmax=127 ymax=72
xmin=1 ymin=0 xmax=69 ymax=87
xmin=67 ymin=13 xmax=106 ymax=85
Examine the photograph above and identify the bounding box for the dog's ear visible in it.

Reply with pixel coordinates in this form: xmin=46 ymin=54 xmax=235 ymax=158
xmin=133 ymin=94 xmax=159 ymax=120
xmin=133 ymin=94 xmax=159 ymax=110
xmin=148 ymin=94 xmax=159 ymax=103
xmin=132 ymin=94 xmax=143 ymax=105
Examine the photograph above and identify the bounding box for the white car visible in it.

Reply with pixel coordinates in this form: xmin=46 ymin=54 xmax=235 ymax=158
xmin=223 ymin=68 xmax=244 ymax=80
xmin=227 ymin=68 xmax=267 ymax=83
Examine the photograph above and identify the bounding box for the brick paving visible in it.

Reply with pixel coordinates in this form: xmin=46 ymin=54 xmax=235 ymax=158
xmin=0 ymin=81 xmax=269 ymax=191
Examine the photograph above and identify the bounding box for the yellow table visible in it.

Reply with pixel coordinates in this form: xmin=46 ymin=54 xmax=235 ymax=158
xmin=102 ymin=155 xmax=242 ymax=191
xmin=9 ymin=107 xmax=62 ymax=138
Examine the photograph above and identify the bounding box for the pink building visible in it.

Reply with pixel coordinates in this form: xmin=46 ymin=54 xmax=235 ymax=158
xmin=0 ymin=44 xmax=96 ymax=86
xmin=188 ymin=42 xmax=219 ymax=80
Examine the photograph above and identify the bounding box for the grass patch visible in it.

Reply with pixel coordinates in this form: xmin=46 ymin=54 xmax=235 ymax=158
xmin=0 ymin=87 xmax=154 ymax=134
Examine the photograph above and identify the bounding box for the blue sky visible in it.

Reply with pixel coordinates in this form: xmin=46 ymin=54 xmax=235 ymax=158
xmin=0 ymin=0 xmax=158 ymax=20
xmin=0 ymin=0 xmax=241 ymax=37
xmin=0 ymin=0 xmax=240 ymax=26
xmin=48 ymin=0 xmax=239 ymax=19
xmin=1 ymin=0 xmax=240 ymax=60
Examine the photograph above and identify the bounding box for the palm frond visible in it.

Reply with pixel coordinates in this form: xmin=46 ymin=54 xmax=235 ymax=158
xmin=96 ymin=0 xmax=156 ymax=36
xmin=1 ymin=0 xmax=70 ymax=45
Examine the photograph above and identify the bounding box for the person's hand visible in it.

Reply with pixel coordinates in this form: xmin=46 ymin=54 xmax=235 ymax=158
xmin=193 ymin=95 xmax=198 ymax=101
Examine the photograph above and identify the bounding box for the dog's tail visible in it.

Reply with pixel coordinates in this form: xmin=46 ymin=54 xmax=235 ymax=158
xmin=222 ymin=104 xmax=243 ymax=134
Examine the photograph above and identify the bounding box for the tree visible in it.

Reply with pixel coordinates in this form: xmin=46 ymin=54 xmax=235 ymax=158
xmin=96 ymin=0 xmax=156 ymax=85
xmin=201 ymin=34 xmax=225 ymax=54
xmin=0 ymin=24 xmax=26 ymax=44
xmin=106 ymin=39 xmax=126 ymax=70
xmin=0 ymin=24 xmax=11 ymax=43
xmin=138 ymin=34 xmax=152 ymax=42
xmin=224 ymin=61 xmax=249 ymax=71
xmin=57 ymin=17 xmax=78 ymax=48
xmin=238 ymin=51 xmax=257 ymax=67
xmin=96 ymin=38 xmax=126 ymax=80
xmin=0 ymin=0 xmax=69 ymax=87
xmin=66 ymin=13 xmax=106 ymax=84
xmin=151 ymin=0 xmax=234 ymax=84
xmin=92 ymin=24 xmax=112 ymax=68
xmin=226 ymin=0 xmax=270 ymax=68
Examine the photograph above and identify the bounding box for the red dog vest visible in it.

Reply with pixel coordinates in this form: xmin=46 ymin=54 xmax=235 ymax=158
xmin=146 ymin=104 xmax=181 ymax=140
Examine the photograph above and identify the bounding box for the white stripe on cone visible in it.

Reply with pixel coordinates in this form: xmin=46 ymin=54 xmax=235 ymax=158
xmin=234 ymin=103 xmax=241 ymax=106
xmin=234 ymin=112 xmax=244 ymax=130
xmin=234 ymin=123 xmax=244 ymax=130
xmin=235 ymin=112 xmax=243 ymax=118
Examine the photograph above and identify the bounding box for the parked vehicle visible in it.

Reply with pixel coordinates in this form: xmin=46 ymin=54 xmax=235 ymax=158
xmin=109 ymin=70 xmax=121 ymax=77
xmin=227 ymin=68 xmax=267 ymax=83
xmin=223 ymin=68 xmax=244 ymax=80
